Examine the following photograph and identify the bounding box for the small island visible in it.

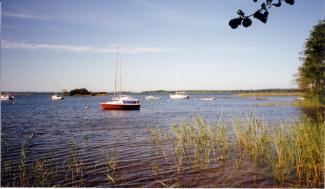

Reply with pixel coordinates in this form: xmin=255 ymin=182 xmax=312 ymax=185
xmin=64 ymin=88 xmax=107 ymax=96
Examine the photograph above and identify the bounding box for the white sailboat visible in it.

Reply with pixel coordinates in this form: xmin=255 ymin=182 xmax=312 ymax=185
xmin=51 ymin=94 xmax=64 ymax=100
xmin=170 ymin=92 xmax=189 ymax=99
xmin=52 ymin=85 xmax=64 ymax=100
xmin=170 ymin=73 xmax=189 ymax=99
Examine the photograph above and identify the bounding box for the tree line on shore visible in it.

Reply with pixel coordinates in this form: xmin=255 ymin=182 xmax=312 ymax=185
xmin=296 ymin=20 xmax=325 ymax=104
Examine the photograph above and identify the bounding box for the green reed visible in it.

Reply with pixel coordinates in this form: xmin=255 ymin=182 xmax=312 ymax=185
xmin=67 ymin=142 xmax=85 ymax=187
xmin=18 ymin=147 xmax=27 ymax=186
xmin=31 ymin=154 xmax=57 ymax=187
xmin=151 ymin=114 xmax=324 ymax=187
xmin=105 ymin=150 xmax=118 ymax=185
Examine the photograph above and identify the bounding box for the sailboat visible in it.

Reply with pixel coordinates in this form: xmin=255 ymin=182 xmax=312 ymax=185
xmin=51 ymin=85 xmax=64 ymax=100
xmin=51 ymin=94 xmax=64 ymax=100
xmin=169 ymin=74 xmax=189 ymax=99
xmin=100 ymin=47 xmax=140 ymax=110
xmin=170 ymin=92 xmax=189 ymax=99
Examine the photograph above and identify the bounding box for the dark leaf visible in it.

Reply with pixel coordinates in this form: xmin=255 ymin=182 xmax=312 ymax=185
xmin=261 ymin=2 xmax=266 ymax=9
xmin=237 ymin=9 xmax=245 ymax=17
xmin=273 ymin=0 xmax=282 ymax=7
xmin=253 ymin=10 xmax=268 ymax=23
xmin=253 ymin=0 xmax=258 ymax=2
xmin=242 ymin=17 xmax=252 ymax=28
xmin=229 ymin=17 xmax=242 ymax=29
xmin=261 ymin=11 xmax=269 ymax=23
xmin=253 ymin=10 xmax=263 ymax=19
xmin=284 ymin=0 xmax=294 ymax=5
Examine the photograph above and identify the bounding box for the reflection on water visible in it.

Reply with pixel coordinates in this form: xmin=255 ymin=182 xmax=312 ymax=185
xmin=1 ymin=94 xmax=323 ymax=187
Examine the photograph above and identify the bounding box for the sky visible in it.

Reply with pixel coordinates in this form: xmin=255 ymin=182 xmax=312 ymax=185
xmin=1 ymin=0 xmax=324 ymax=92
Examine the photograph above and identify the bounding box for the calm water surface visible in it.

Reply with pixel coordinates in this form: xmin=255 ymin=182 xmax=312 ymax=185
xmin=1 ymin=94 xmax=314 ymax=187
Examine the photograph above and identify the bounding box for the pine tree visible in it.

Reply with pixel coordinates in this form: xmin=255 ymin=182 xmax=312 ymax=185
xmin=296 ymin=20 xmax=325 ymax=103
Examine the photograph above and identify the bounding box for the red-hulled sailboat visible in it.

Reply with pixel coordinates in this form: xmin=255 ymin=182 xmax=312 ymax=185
xmin=100 ymin=47 xmax=141 ymax=110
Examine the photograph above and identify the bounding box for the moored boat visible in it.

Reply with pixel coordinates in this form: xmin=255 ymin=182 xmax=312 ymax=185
xmin=1 ymin=94 xmax=15 ymax=101
xmin=101 ymin=97 xmax=140 ymax=110
xmin=201 ymin=97 xmax=214 ymax=101
xmin=170 ymin=73 xmax=189 ymax=100
xmin=51 ymin=95 xmax=64 ymax=100
xmin=145 ymin=95 xmax=160 ymax=100
xmin=170 ymin=93 xmax=189 ymax=99
xmin=100 ymin=47 xmax=140 ymax=110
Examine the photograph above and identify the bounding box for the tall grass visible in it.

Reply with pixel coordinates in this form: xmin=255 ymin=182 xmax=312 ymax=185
xmin=152 ymin=115 xmax=324 ymax=187
xmin=105 ymin=150 xmax=117 ymax=185
xmin=292 ymin=99 xmax=325 ymax=108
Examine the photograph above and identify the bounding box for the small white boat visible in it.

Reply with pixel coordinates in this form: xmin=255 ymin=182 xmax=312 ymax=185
xmin=170 ymin=93 xmax=189 ymax=99
xmin=145 ymin=95 xmax=160 ymax=100
xmin=1 ymin=94 xmax=15 ymax=101
xmin=201 ymin=97 xmax=214 ymax=101
xmin=170 ymin=73 xmax=189 ymax=99
xmin=51 ymin=94 xmax=64 ymax=100
xmin=296 ymin=97 xmax=305 ymax=101
xmin=1 ymin=95 xmax=9 ymax=101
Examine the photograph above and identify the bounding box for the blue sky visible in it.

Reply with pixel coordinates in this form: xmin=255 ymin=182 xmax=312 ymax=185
xmin=1 ymin=0 xmax=324 ymax=92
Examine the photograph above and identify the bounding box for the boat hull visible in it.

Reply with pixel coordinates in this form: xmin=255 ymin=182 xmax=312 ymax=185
xmin=100 ymin=103 xmax=140 ymax=110
xmin=170 ymin=94 xmax=189 ymax=99
xmin=52 ymin=96 xmax=64 ymax=100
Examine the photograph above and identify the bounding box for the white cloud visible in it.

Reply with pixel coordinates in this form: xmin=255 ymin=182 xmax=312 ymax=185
xmin=1 ymin=40 xmax=176 ymax=54
xmin=3 ymin=12 xmax=51 ymax=21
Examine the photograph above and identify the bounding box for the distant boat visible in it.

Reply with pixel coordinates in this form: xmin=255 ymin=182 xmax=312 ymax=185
xmin=1 ymin=94 xmax=15 ymax=101
xmin=51 ymin=94 xmax=64 ymax=100
xmin=100 ymin=47 xmax=140 ymax=110
xmin=201 ymin=97 xmax=214 ymax=101
xmin=170 ymin=74 xmax=189 ymax=100
xmin=170 ymin=93 xmax=189 ymax=99
xmin=145 ymin=95 xmax=160 ymax=100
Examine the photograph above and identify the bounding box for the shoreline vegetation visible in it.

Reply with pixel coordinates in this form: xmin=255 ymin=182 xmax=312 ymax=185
xmin=4 ymin=88 xmax=324 ymax=108
xmin=1 ymin=115 xmax=323 ymax=187
xmin=238 ymin=92 xmax=303 ymax=97
xmin=5 ymin=88 xmax=303 ymax=96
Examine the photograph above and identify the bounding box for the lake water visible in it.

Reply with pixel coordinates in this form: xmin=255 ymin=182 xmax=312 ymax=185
xmin=1 ymin=94 xmax=321 ymax=187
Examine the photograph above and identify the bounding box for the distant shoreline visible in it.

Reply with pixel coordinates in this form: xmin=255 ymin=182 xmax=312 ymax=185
xmin=4 ymin=89 xmax=303 ymax=96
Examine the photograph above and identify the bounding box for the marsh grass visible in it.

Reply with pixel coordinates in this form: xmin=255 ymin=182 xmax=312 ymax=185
xmin=292 ymin=99 xmax=325 ymax=108
xmin=105 ymin=150 xmax=118 ymax=185
xmin=18 ymin=147 xmax=27 ymax=186
xmin=31 ymin=154 xmax=58 ymax=187
xmin=239 ymin=92 xmax=303 ymax=97
xmin=151 ymin=115 xmax=324 ymax=187
xmin=63 ymin=142 xmax=85 ymax=187
xmin=255 ymin=102 xmax=290 ymax=106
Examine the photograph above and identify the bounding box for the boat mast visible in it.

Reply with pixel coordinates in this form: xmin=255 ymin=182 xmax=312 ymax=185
xmin=0 ymin=0 xmax=2 ymax=97
xmin=176 ymin=73 xmax=178 ymax=95
xmin=114 ymin=46 xmax=119 ymax=99
xmin=119 ymin=50 xmax=122 ymax=98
